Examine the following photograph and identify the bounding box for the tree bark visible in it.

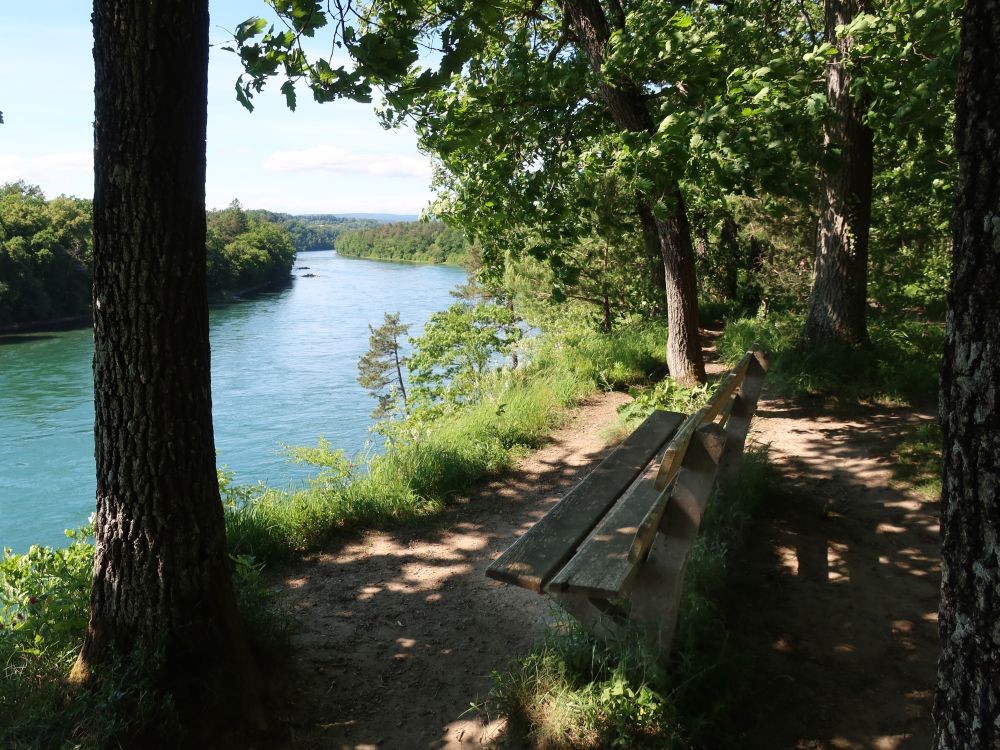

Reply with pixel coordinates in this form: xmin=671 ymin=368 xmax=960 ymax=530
xmin=563 ymin=0 xmax=706 ymax=384
xmin=75 ymin=0 xmax=263 ymax=739
xmin=637 ymin=204 xmax=668 ymax=315
xmin=803 ymin=0 xmax=873 ymax=345
xmin=719 ymin=214 xmax=740 ymax=300
xmin=934 ymin=0 xmax=1000 ymax=745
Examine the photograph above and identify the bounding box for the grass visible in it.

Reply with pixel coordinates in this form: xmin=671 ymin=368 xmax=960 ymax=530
xmin=488 ymin=449 xmax=776 ymax=749
xmin=716 ymin=310 xmax=944 ymax=406
xmin=889 ymin=421 xmax=943 ymax=499
xmin=224 ymin=323 xmax=668 ymax=562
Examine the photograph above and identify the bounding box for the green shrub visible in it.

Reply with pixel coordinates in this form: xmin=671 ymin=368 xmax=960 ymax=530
xmin=616 ymin=378 xmax=711 ymax=427
xmin=0 ymin=528 xmax=180 ymax=749
xmin=0 ymin=526 xmax=287 ymax=749
xmin=717 ymin=311 xmax=943 ymax=405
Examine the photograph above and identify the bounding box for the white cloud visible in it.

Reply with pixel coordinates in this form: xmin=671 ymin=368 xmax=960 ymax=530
xmin=262 ymin=145 xmax=432 ymax=179
xmin=32 ymin=152 xmax=93 ymax=171
xmin=0 ymin=151 xmax=93 ymax=187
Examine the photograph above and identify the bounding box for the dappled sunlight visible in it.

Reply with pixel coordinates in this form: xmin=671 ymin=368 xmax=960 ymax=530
xmin=725 ymin=399 xmax=940 ymax=749
xmin=265 ymin=402 xmax=620 ymax=749
xmin=827 ymin=540 xmax=850 ymax=583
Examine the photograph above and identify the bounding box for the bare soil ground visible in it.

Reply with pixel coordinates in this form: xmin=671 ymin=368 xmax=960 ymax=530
xmin=266 ymin=391 xmax=631 ymax=750
xmin=728 ymin=400 xmax=940 ymax=749
xmin=266 ymin=361 xmax=940 ymax=750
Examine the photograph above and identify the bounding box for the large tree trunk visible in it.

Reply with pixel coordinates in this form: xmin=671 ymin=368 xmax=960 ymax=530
xmin=563 ymin=0 xmax=706 ymax=385
xmin=934 ymin=1 xmax=1000 ymax=745
xmin=74 ymin=0 xmax=263 ymax=739
xmin=637 ymin=204 xmax=668 ymax=316
xmin=719 ymin=214 xmax=740 ymax=301
xmin=803 ymin=0 xmax=873 ymax=345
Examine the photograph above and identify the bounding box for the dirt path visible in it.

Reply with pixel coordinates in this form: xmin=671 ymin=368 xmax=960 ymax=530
xmin=727 ymin=400 xmax=940 ymax=749
xmin=266 ymin=364 xmax=941 ymax=750
xmin=267 ymin=391 xmax=631 ymax=750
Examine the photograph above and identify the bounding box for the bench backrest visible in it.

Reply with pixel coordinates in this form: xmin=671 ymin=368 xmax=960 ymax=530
xmin=487 ymin=346 xmax=768 ymax=650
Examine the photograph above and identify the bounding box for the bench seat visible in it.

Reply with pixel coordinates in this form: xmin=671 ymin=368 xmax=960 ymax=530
xmin=486 ymin=347 xmax=768 ymax=652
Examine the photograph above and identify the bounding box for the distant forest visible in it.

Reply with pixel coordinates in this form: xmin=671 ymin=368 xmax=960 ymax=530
xmin=246 ymin=211 xmax=383 ymax=252
xmin=334 ymin=221 xmax=470 ymax=265
xmin=0 ymin=188 xmax=303 ymax=328
xmin=0 ymin=185 xmax=466 ymax=328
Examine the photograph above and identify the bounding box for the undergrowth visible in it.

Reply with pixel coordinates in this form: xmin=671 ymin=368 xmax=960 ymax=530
xmin=716 ymin=310 xmax=943 ymax=406
xmin=0 ymin=529 xmax=287 ymax=750
xmin=489 ymin=448 xmax=775 ymax=749
xmin=889 ymin=421 xmax=943 ymax=499
xmin=224 ymin=323 xmax=667 ymax=562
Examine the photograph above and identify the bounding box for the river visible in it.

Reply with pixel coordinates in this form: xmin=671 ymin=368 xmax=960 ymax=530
xmin=0 ymin=250 xmax=465 ymax=552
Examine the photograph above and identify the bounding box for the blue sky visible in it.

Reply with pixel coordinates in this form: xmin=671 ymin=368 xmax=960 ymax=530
xmin=0 ymin=0 xmax=434 ymax=215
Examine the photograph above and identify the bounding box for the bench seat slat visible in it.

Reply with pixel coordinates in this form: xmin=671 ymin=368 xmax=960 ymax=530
xmin=485 ymin=409 xmax=685 ymax=592
xmin=549 ymin=423 xmax=727 ymax=599
xmin=546 ymin=460 xmax=666 ymax=598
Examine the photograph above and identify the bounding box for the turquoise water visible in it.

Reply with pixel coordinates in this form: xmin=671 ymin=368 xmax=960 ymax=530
xmin=0 ymin=250 xmax=465 ymax=552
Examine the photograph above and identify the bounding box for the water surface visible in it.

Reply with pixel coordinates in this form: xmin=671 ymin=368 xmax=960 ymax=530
xmin=0 ymin=250 xmax=464 ymax=551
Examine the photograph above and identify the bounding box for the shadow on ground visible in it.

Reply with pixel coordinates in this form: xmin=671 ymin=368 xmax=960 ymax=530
xmin=723 ymin=400 xmax=940 ymax=750
xmin=265 ymin=394 xmax=627 ymax=750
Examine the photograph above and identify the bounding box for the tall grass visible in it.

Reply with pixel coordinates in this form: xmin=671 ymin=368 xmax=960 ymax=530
xmin=717 ymin=311 xmax=943 ymax=406
xmin=224 ymin=323 xmax=668 ymax=562
xmin=0 ymin=529 xmax=285 ymax=749
xmin=489 ymin=449 xmax=775 ymax=749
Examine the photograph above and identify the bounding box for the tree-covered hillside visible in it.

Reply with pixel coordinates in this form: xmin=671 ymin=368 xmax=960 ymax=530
xmin=247 ymin=210 xmax=383 ymax=251
xmin=205 ymin=201 xmax=297 ymax=294
xmin=0 ymin=190 xmax=299 ymax=328
xmin=334 ymin=221 xmax=470 ymax=265
xmin=0 ymin=182 xmax=92 ymax=327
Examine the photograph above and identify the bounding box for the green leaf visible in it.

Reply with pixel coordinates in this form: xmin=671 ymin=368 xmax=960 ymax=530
xmin=235 ymin=17 xmax=267 ymax=44
xmin=235 ymin=79 xmax=254 ymax=112
xmin=280 ymin=80 xmax=297 ymax=111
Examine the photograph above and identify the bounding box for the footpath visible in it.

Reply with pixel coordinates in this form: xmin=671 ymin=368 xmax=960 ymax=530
xmin=268 ymin=379 xmax=938 ymax=749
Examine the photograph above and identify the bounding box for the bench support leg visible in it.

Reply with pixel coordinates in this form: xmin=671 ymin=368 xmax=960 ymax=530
xmin=719 ymin=351 xmax=767 ymax=475
xmin=629 ymin=424 xmax=726 ymax=655
xmin=547 ymin=592 xmax=624 ymax=641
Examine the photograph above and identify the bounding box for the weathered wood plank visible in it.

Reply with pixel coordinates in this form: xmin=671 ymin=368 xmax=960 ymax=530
xmin=629 ymin=423 xmax=728 ymax=652
xmin=700 ymin=372 xmax=739 ymax=423
xmin=485 ymin=409 xmax=685 ymax=592
xmin=653 ymin=408 xmax=704 ymax=492
xmin=550 ymin=424 xmax=727 ymax=600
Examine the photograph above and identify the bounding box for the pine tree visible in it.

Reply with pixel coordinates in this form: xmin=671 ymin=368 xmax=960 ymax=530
xmin=357 ymin=312 xmax=411 ymax=419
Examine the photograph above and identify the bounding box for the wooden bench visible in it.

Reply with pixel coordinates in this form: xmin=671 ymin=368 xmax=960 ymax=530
xmin=486 ymin=346 xmax=768 ymax=652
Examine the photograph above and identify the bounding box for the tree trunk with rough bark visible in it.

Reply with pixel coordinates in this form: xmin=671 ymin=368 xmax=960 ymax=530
xmin=74 ymin=0 xmax=263 ymax=739
xmin=719 ymin=214 xmax=740 ymax=300
xmin=563 ymin=0 xmax=706 ymax=384
xmin=934 ymin=1 xmax=1000 ymax=745
xmin=637 ymin=204 xmax=669 ymax=316
xmin=803 ymin=0 xmax=873 ymax=345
